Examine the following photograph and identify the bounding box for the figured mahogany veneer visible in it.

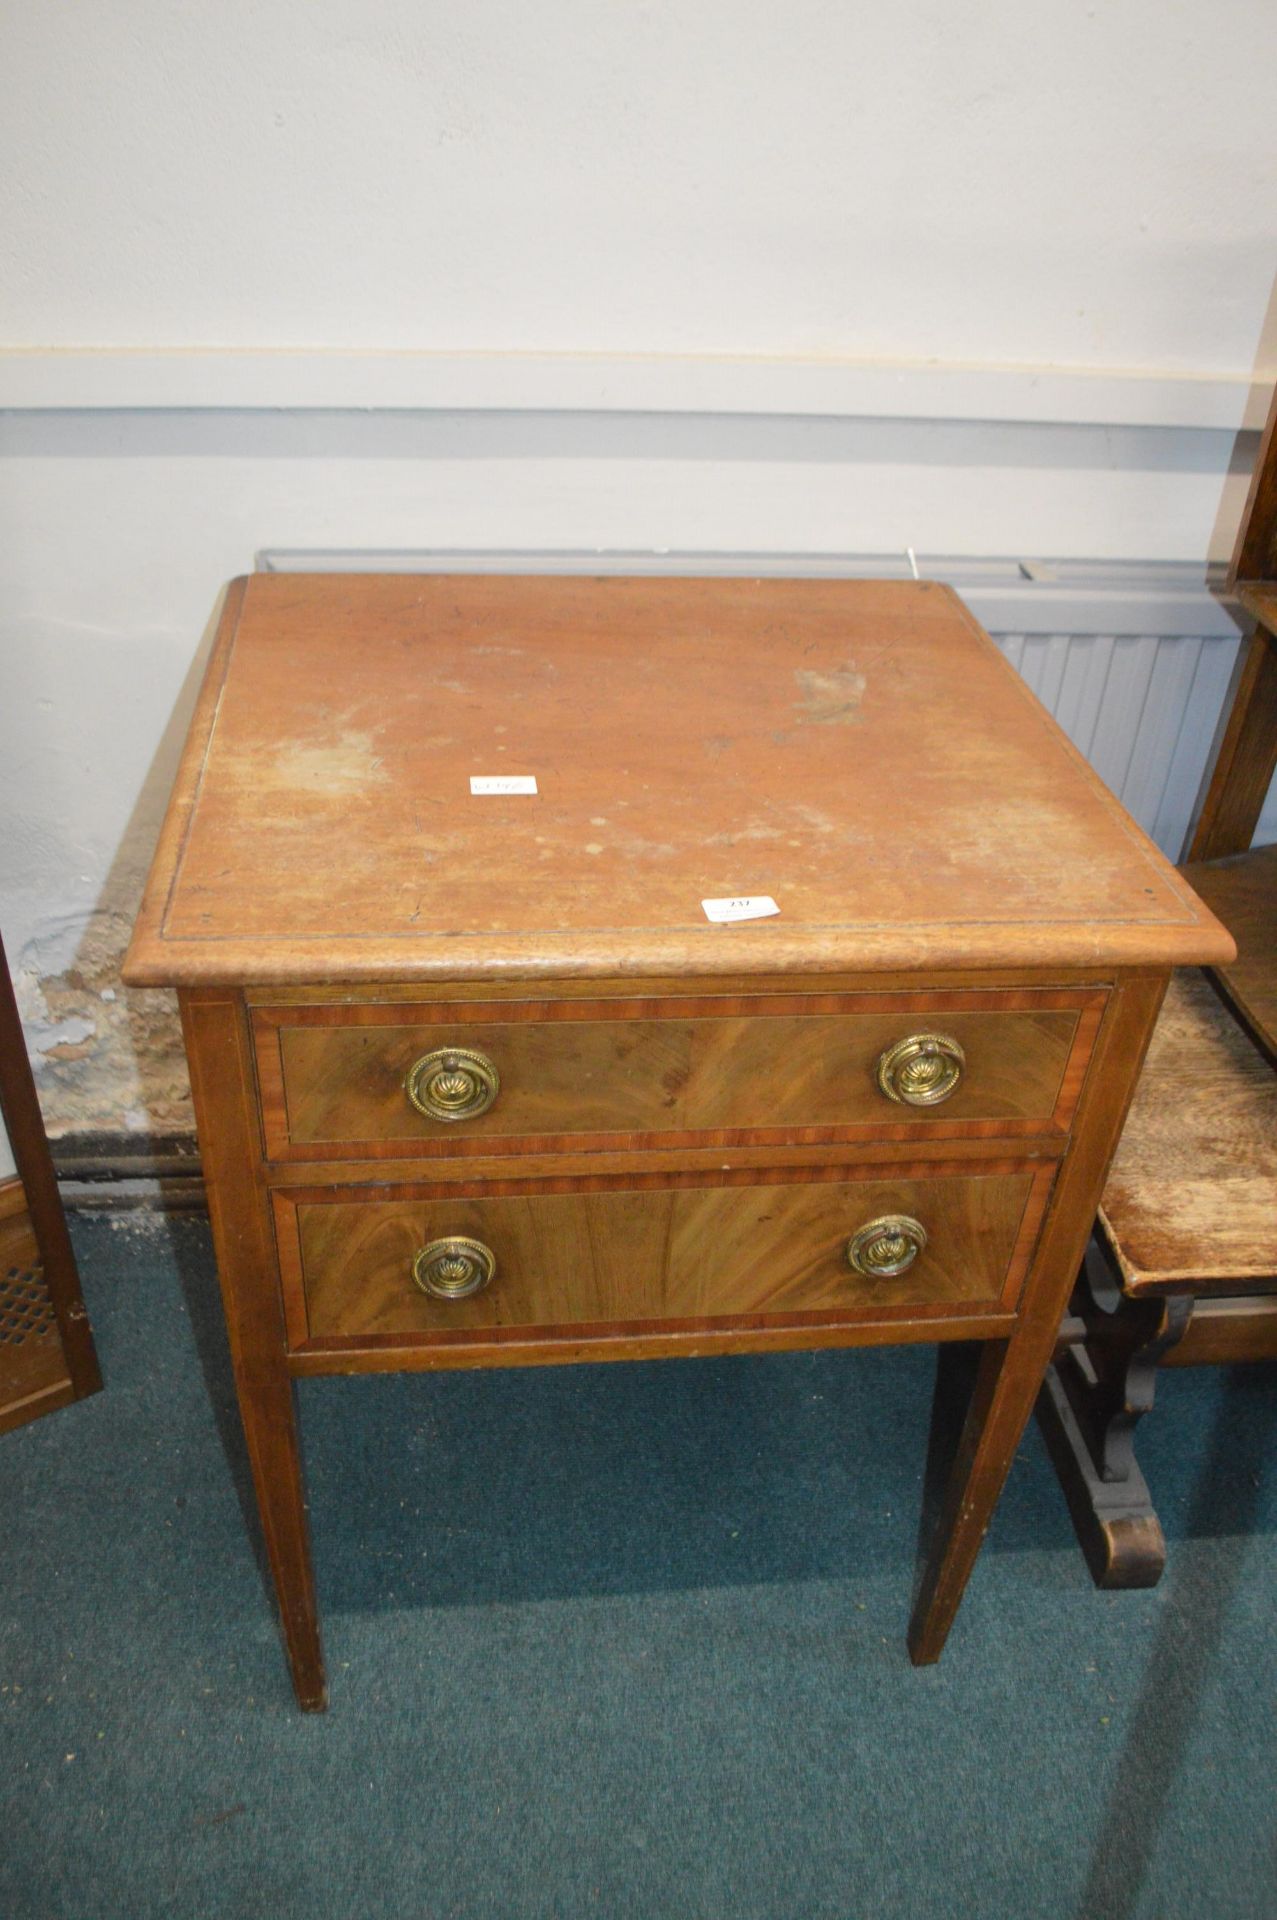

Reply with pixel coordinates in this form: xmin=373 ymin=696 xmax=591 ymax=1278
xmin=255 ymin=989 xmax=1102 ymax=1161
xmin=123 ymin=573 xmax=1234 ymax=1710
xmin=283 ymin=1161 xmax=1054 ymax=1345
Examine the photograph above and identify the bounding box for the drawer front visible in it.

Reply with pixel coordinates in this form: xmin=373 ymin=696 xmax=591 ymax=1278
xmin=281 ymin=1163 xmax=1054 ymax=1345
xmin=255 ymin=992 xmax=1103 ymax=1160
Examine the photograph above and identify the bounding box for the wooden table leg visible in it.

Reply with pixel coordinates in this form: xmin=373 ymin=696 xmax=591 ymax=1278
xmin=224 ymin=1358 xmax=326 ymax=1711
xmin=908 ymin=971 xmax=1167 ymax=1664
xmin=909 ymin=1332 xmax=1048 ymax=1662
xmin=181 ymin=990 xmax=327 ymax=1711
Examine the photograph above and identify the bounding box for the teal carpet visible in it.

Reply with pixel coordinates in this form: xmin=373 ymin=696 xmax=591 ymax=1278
xmin=2 ymin=1213 xmax=1274 ymax=1920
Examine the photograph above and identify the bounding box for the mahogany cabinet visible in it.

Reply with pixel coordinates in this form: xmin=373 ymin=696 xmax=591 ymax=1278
xmin=124 ymin=573 xmax=1231 ymax=1708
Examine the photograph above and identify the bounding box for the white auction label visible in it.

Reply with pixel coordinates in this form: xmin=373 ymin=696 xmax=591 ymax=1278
xmin=469 ymin=775 xmax=538 ymax=795
xmin=701 ymin=895 xmax=780 ymax=924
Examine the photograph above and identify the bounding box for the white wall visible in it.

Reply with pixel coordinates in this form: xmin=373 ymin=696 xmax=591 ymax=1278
xmin=5 ymin=0 xmax=1275 ymax=368
xmin=1 ymin=1 xmax=1275 ymax=1136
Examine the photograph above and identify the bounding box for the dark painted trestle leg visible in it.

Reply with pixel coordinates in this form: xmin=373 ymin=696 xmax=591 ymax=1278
xmin=1036 ymin=1238 xmax=1190 ymax=1589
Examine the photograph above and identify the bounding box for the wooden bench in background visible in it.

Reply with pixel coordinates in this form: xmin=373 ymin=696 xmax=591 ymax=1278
xmin=1039 ymin=390 xmax=1277 ymax=1586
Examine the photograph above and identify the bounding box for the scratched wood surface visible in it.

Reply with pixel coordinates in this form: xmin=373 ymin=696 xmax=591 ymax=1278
xmin=288 ymin=1164 xmax=1046 ymax=1343
xmin=1099 ymin=970 xmax=1277 ymax=1292
xmin=123 ymin=574 xmax=1232 ymax=987
xmin=263 ymin=999 xmax=1087 ymax=1155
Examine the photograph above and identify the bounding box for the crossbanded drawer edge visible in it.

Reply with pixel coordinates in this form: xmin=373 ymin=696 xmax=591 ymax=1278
xmin=271 ymin=1156 xmax=1058 ymax=1354
xmin=251 ymin=987 xmax=1107 ymax=1162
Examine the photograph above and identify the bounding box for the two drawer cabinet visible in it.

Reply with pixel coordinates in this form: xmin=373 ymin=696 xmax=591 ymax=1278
xmin=125 ymin=573 xmax=1232 ymax=1709
xmin=258 ymin=985 xmax=1091 ymax=1358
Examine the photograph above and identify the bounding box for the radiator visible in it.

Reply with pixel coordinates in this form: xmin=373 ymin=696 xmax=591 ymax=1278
xmin=990 ymin=628 xmax=1244 ymax=860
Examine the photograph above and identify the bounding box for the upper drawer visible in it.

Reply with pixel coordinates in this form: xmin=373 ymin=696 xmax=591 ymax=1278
xmin=252 ymin=989 xmax=1104 ymax=1160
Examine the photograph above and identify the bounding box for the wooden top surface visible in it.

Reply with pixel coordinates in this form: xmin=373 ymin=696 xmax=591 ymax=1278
xmin=124 ymin=574 xmax=1234 ymax=987
xmin=1100 ymin=970 xmax=1277 ymax=1292
xmin=1181 ymin=842 xmax=1277 ymax=1062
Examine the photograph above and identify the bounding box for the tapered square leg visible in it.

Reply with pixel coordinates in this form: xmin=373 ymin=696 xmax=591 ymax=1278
xmin=908 ymin=1335 xmax=1031 ymax=1663
xmin=229 ymin=1358 xmax=326 ymax=1710
xmin=908 ymin=972 xmax=1168 ymax=1663
xmin=181 ymin=990 xmax=327 ymax=1711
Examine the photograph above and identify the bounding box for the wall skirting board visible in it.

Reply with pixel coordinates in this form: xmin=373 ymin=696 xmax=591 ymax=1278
xmin=27 ymin=549 xmax=1272 ymax=1210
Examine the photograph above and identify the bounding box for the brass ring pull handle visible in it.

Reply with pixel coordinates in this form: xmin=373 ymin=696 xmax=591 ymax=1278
xmin=412 ymin=1237 xmax=497 ymax=1301
xmin=846 ymin=1215 xmax=928 ymax=1279
xmin=405 ymin=1047 xmax=500 ymax=1122
xmin=876 ymin=1032 xmax=965 ymax=1107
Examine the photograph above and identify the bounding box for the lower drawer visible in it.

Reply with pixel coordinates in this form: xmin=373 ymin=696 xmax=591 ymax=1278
xmin=278 ymin=1162 xmax=1054 ymax=1346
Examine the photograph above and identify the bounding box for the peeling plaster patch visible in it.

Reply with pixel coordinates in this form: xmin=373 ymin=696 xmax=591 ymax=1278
xmin=42 ymin=1020 xmax=98 ymax=1061
xmin=19 ymin=996 xmax=98 ymax=1057
xmin=794 ymin=666 xmax=866 ymax=725
xmin=16 ymin=907 xmax=191 ymax=1138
